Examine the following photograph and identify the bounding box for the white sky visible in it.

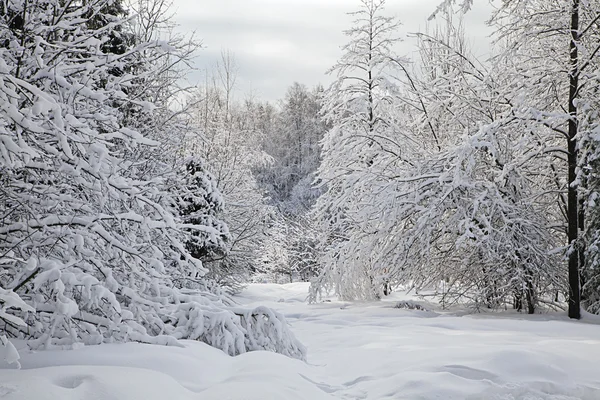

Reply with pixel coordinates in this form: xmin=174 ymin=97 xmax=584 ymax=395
xmin=173 ymin=0 xmax=493 ymax=102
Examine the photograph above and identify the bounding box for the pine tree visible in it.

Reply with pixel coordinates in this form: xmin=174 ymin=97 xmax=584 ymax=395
xmin=177 ymin=157 xmax=230 ymax=263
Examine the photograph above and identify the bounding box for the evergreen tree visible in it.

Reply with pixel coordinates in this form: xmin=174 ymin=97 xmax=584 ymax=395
xmin=177 ymin=157 xmax=230 ymax=264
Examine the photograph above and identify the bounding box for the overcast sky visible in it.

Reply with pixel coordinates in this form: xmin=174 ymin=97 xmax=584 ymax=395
xmin=173 ymin=0 xmax=493 ymax=103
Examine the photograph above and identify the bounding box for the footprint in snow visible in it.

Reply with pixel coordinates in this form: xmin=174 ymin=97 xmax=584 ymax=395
xmin=439 ymin=364 xmax=498 ymax=381
xmin=53 ymin=375 xmax=95 ymax=389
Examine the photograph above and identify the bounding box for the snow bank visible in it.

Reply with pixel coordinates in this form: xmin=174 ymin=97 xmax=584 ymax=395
xmin=0 ymin=340 xmax=330 ymax=400
xmin=0 ymin=366 xmax=195 ymax=400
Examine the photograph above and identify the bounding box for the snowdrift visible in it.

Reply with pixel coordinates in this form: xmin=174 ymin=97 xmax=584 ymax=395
xmin=0 ymin=340 xmax=329 ymax=400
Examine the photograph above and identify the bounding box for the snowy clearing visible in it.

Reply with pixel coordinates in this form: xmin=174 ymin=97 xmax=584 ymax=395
xmin=2 ymin=283 xmax=600 ymax=400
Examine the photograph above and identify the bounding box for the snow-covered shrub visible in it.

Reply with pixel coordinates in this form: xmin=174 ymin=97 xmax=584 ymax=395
xmin=237 ymin=306 xmax=306 ymax=360
xmin=394 ymin=301 xmax=429 ymax=311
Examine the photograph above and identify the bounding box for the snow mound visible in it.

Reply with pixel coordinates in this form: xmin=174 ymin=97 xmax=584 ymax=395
xmin=0 ymin=340 xmax=331 ymax=400
xmin=0 ymin=366 xmax=196 ymax=400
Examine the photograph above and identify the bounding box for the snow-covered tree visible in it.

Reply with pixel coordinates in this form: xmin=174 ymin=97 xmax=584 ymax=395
xmin=250 ymin=83 xmax=326 ymax=284
xmin=388 ymin=12 xmax=566 ymax=312
xmin=0 ymin=0 xmax=305 ymax=361
xmin=582 ymin=133 xmax=600 ymax=313
xmin=188 ymin=53 xmax=273 ymax=292
xmin=259 ymin=214 xmax=320 ymax=284
xmin=177 ymin=157 xmax=230 ymax=263
xmin=578 ymin=35 xmax=600 ymax=313
xmin=256 ymin=83 xmax=327 ymax=211
xmin=311 ymin=3 xmax=573 ymax=314
xmin=484 ymin=0 xmax=600 ymax=318
xmin=311 ymin=0 xmax=411 ymax=301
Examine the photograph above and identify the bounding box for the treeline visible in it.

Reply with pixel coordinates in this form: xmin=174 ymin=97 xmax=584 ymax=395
xmin=182 ymin=51 xmax=328 ymax=286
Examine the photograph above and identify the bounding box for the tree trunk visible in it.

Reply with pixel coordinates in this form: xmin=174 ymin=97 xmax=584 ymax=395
xmin=514 ymin=292 xmax=523 ymax=311
xmin=526 ymin=277 xmax=536 ymax=315
xmin=567 ymin=0 xmax=581 ymax=319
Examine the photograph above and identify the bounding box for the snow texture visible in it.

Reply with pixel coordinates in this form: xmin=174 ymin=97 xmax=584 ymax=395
xmin=1 ymin=283 xmax=599 ymax=400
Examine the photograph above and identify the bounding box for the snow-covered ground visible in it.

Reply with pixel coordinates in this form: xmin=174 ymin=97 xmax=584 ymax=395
xmin=2 ymin=283 xmax=600 ymax=399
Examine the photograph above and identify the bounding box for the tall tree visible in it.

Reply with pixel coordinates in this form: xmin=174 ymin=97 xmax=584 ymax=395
xmin=311 ymin=0 xmax=411 ymax=301
xmin=487 ymin=0 xmax=600 ymax=318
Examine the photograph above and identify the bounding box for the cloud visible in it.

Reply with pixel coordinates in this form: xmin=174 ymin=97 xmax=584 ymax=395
xmin=173 ymin=0 xmax=493 ymax=102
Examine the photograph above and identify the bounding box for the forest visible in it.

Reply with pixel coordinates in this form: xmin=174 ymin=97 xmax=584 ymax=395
xmin=1 ymin=0 xmax=600 ymax=398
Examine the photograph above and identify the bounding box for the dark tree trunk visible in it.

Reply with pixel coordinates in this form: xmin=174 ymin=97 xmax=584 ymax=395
xmin=579 ymin=194 xmax=586 ymax=292
xmin=567 ymin=0 xmax=581 ymax=319
xmin=514 ymin=291 xmax=523 ymax=311
xmin=383 ymin=280 xmax=391 ymax=296
xmin=526 ymin=277 xmax=536 ymax=315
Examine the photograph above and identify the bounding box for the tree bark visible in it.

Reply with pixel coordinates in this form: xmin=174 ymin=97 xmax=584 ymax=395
xmin=526 ymin=276 xmax=536 ymax=315
xmin=567 ymin=0 xmax=581 ymax=319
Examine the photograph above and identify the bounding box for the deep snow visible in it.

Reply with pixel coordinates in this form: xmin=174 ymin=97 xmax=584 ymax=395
xmin=1 ymin=283 xmax=600 ymax=399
